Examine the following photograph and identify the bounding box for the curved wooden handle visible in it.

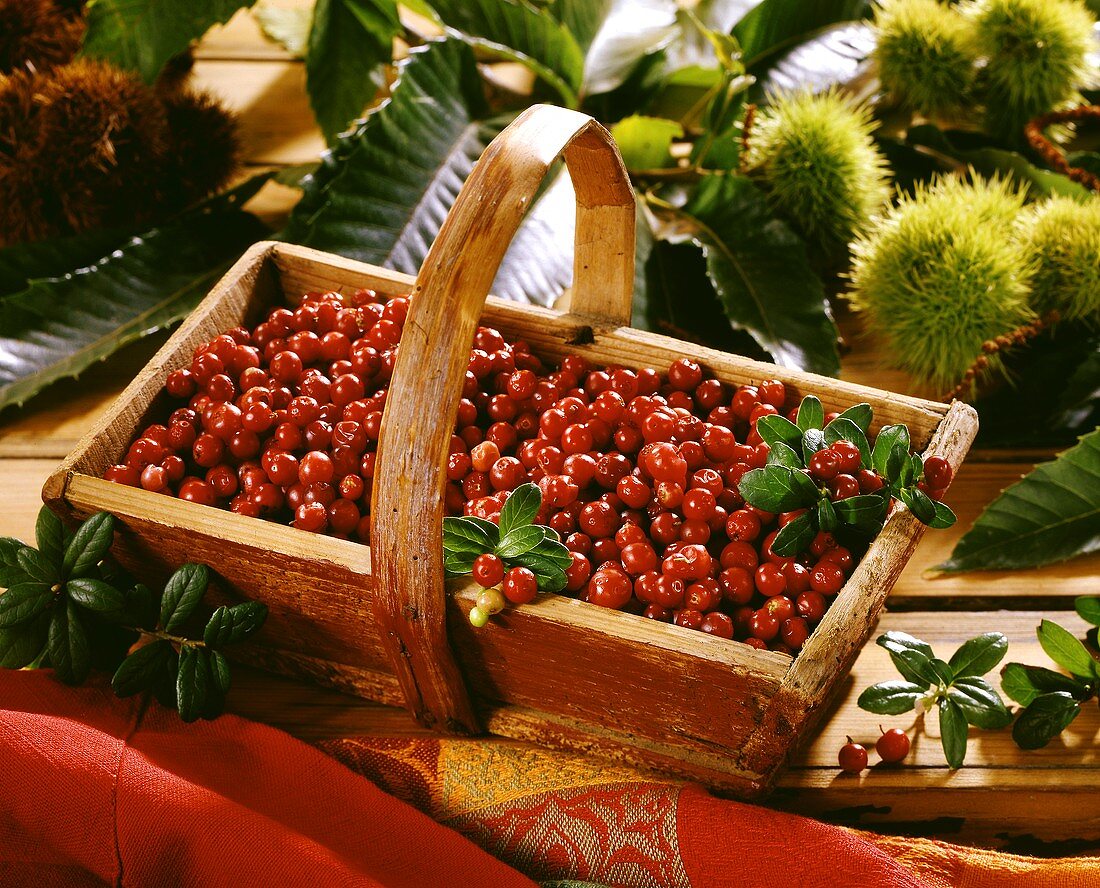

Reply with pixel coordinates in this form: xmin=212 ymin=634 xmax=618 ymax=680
xmin=372 ymin=105 xmax=636 ymax=733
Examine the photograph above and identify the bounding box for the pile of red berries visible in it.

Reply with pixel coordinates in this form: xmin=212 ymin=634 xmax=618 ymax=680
xmin=107 ymin=288 xmax=912 ymax=655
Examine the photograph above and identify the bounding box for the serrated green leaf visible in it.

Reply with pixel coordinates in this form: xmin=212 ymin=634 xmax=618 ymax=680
xmin=835 ymin=403 xmax=873 ymax=434
xmin=766 ymin=441 xmax=803 ymax=469
xmin=0 ymin=182 xmax=268 ymax=412
xmin=771 ymin=512 xmax=816 ymax=557
xmin=949 ymin=676 xmax=1012 ymax=729
xmin=0 ymin=226 xmax=137 ymax=299
xmin=17 ymin=548 xmax=59 ymax=586
xmin=857 ymin=680 xmax=927 ymax=715
xmin=1012 ymin=692 xmax=1082 ymax=750
xmin=833 ymin=493 xmax=888 ymax=526
xmin=1000 ymin=662 xmax=1090 ymax=707
xmin=177 ymin=646 xmax=210 ymax=723
xmin=496 ymin=525 xmax=547 ymax=560
xmin=610 ymin=115 xmax=682 ymax=170
xmin=938 ymin=696 xmax=969 ymax=768
xmin=112 ymin=639 xmax=174 ymax=698
xmin=738 ymin=466 xmax=820 ymax=513
xmin=498 ymin=483 xmax=541 ymax=539
xmin=66 ymin=578 xmax=126 ymax=614
xmin=306 ymin=0 xmax=400 ymax=142
xmin=48 ymin=600 xmax=90 ymax=686
xmin=940 ymin=430 xmax=1100 ymax=572
xmin=160 ymin=564 xmax=210 ymax=633
xmin=816 ymin=497 xmax=836 ymax=534
xmin=665 ymin=175 xmax=839 ymax=376
xmin=203 ymin=601 xmax=268 ymax=648
xmin=823 ymin=417 xmax=871 ymax=469
xmin=1076 ymin=597 xmax=1100 ymax=627
xmin=81 ymin=0 xmax=259 ymax=82
xmin=949 ymin=632 xmax=1009 ymax=679
xmin=429 ymin=0 xmax=584 ymax=105
xmin=35 ymin=508 xmax=66 ymax=570
xmin=755 ymin=415 xmax=803 ymax=451
xmin=796 ymin=395 xmax=824 ymax=432
xmin=0 ymin=582 xmax=53 ymax=628
xmin=1036 ymin=619 xmax=1097 ymax=679
xmin=872 ymin=425 xmax=910 ymax=480
xmin=0 ymin=614 xmax=50 ymax=669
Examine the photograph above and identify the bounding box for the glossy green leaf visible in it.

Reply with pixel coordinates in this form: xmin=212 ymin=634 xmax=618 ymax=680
xmin=203 ymin=601 xmax=268 ymax=648
xmin=1012 ymin=692 xmax=1081 ymax=750
xmin=949 ymin=632 xmax=1009 ymax=679
xmin=738 ymin=466 xmax=820 ymax=513
xmin=1000 ymin=662 xmax=1090 ymax=707
xmin=552 ymin=0 xmax=613 ymax=51
xmin=948 ymin=676 xmax=1012 ymax=729
xmin=1076 ymin=596 xmax=1100 ymax=627
xmin=857 ymin=680 xmax=927 ymax=715
xmin=160 ymin=564 xmax=210 ymax=633
xmin=871 ymin=425 xmax=909 ymax=482
xmin=823 ymin=417 xmax=870 ymax=468
xmin=0 ymin=614 xmax=50 ymax=669
xmin=929 ymin=502 xmax=957 ymax=530
xmin=669 ymin=175 xmax=840 ymax=376
xmin=429 ymin=0 xmax=584 ymax=105
xmin=0 ymin=184 xmax=268 ymax=412
xmin=498 ymin=483 xmax=541 ymax=538
xmin=82 ymin=0 xmax=259 ymax=82
xmin=1036 ymin=619 xmax=1097 ymax=679
xmin=62 ymin=514 xmax=116 ymax=580
xmin=0 ymin=583 xmax=53 ymax=628
xmin=766 ymin=442 xmax=803 ymax=469
xmin=833 ymin=493 xmax=888 ymax=526
xmin=899 ymin=487 xmax=936 ymax=525
xmin=732 ymin=0 xmax=870 ymax=72
xmin=496 ymin=526 xmax=548 ymax=560
xmin=937 ymin=696 xmax=969 ymax=768
xmin=610 ymin=115 xmax=683 ymax=170
xmin=176 ymin=646 xmax=209 ymax=723
xmin=0 ymin=227 xmax=136 ymax=300
xmin=570 ymin=0 xmax=676 ymax=95
xmin=17 ymin=548 xmax=59 ymax=586
xmin=755 ymin=415 xmax=803 ymax=451
xmin=835 ymin=403 xmax=873 ymax=434
xmin=113 ymin=639 xmax=175 ymax=698
xmin=306 ymin=0 xmax=400 ymax=142
xmin=48 ymin=600 xmax=90 ymax=685
xmin=877 ymin=631 xmax=935 ymax=687
xmin=443 ymin=517 xmax=499 ymax=557
xmin=771 ymin=511 xmax=816 ymax=557
xmin=939 ymin=429 xmax=1100 ymax=572
xmin=66 ymin=578 xmax=126 ymax=614
xmin=796 ymin=395 xmax=824 ymax=432
xmin=816 ymin=497 xmax=837 ymax=534
xmin=34 ymin=507 xmax=66 ymax=570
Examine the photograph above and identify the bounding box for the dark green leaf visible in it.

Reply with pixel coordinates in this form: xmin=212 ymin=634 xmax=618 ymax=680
xmin=0 ymin=614 xmax=50 ymax=669
xmin=771 ymin=512 xmax=816 ymax=557
xmin=430 ymin=0 xmax=584 ymax=105
xmin=35 ymin=508 xmax=66 ymax=569
xmin=899 ymin=487 xmax=936 ymax=525
xmin=872 ymin=425 xmax=909 ymax=480
xmin=442 ymin=516 xmax=499 ymax=556
xmin=81 ymin=0 xmax=259 ymax=82
xmin=176 ymin=646 xmax=210 ymax=723
xmin=154 ymin=646 xmax=181 ymax=709
xmin=496 ymin=525 xmax=547 ymax=560
xmin=1076 ymin=597 xmax=1100 ymax=627
xmin=551 ymin=0 xmax=613 ymax=52
xmin=17 ymin=547 xmax=59 ymax=586
xmin=48 ymin=600 xmax=90 ymax=685
xmin=209 ymin=649 xmax=231 ymax=696
xmin=949 ymin=632 xmax=1009 ymax=679
xmin=733 ymin=0 xmax=870 ymax=71
xmin=802 ymin=428 xmax=827 ymax=459
xmin=766 ymin=442 xmax=803 ymax=469
xmin=823 ymin=418 xmax=871 ymax=469
xmin=306 ymin=0 xmax=400 ymax=142
xmin=498 ymin=483 xmax=541 ymax=538
xmin=857 ymin=680 xmax=927 ymax=715
xmin=938 ymin=429 xmax=1100 ymax=572
xmin=877 ymin=631 xmax=935 ymax=687
xmin=66 ymin=578 xmax=126 ymax=614
xmin=755 ymin=415 xmax=803 ymax=451
xmin=1036 ymin=619 xmax=1097 ymax=679
xmin=203 ymin=602 xmax=268 ymax=648
xmin=113 ymin=639 xmax=175 ymax=698
xmin=0 ymin=537 xmax=21 ymax=569
xmin=738 ymin=466 xmax=820 ymax=513
xmin=1012 ymin=692 xmax=1081 ymax=750
xmin=443 ymin=551 xmax=479 ymax=578
xmin=0 ymin=226 xmax=137 ymax=299
xmin=1001 ymin=662 xmax=1090 ymax=707
xmin=160 ymin=564 xmax=210 ymax=633
xmin=816 ymin=497 xmax=837 ymax=534
xmin=0 ymin=183 xmax=268 ymax=412
xmin=928 ymin=657 xmax=955 ymax=687
xmin=0 ymin=582 xmax=54 ymax=628
xmin=938 ymin=696 xmax=969 ymax=768
xmin=669 ymin=175 xmax=840 ymax=376
xmin=833 ymin=494 xmax=888 ymax=526
xmin=796 ymin=395 xmax=824 ymax=432
xmin=835 ymin=403 xmax=872 ymax=434
xmin=929 ymin=502 xmax=957 ymax=530
xmin=949 ymin=676 xmax=1012 ymax=729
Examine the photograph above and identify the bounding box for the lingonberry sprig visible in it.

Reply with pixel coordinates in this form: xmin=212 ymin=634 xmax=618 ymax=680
xmin=443 ymin=483 xmax=572 ymax=626
xmin=736 ymin=395 xmax=957 ymax=559
xmin=1000 ymin=596 xmax=1100 ymax=750
xmin=858 ymin=630 xmax=1011 ymax=768
xmin=0 ymin=507 xmax=266 ymax=721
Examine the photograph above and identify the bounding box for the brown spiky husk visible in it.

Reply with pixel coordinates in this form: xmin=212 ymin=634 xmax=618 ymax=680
xmin=161 ymin=88 xmax=240 ymax=207
xmin=0 ymin=0 xmax=84 ymax=75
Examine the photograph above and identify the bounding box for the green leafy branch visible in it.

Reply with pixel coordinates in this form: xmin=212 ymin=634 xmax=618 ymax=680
xmin=0 ymin=508 xmax=267 ymax=722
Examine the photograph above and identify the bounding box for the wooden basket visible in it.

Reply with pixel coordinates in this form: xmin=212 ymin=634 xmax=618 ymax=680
xmin=44 ymin=105 xmax=977 ymax=797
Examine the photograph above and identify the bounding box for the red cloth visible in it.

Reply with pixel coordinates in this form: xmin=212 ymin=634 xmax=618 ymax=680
xmin=0 ymin=670 xmax=535 ymax=888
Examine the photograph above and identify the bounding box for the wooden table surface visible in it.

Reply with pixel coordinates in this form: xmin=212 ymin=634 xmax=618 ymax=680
xmin=3 ymin=11 xmax=1098 ymax=854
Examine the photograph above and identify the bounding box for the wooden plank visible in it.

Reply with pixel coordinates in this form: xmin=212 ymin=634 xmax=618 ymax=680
xmin=0 ymin=460 xmax=56 ymax=535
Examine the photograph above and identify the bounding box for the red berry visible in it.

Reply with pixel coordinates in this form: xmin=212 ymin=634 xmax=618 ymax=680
xmin=924 ymin=456 xmax=953 ymax=490
xmin=808 ymin=450 xmax=841 ymax=481
xmin=839 ymin=740 xmax=868 ymax=773
xmin=586 ymin=567 xmax=632 ymax=609
xmin=810 ymin=562 xmax=845 ymax=594
xmin=502 ymin=566 xmax=538 ymax=604
xmin=876 ymin=728 xmax=911 ymax=764
xmin=831 ymin=440 xmax=862 ymax=473
xmin=472 ymin=553 xmax=505 ymax=588
xmin=701 ymin=612 xmax=734 ymax=639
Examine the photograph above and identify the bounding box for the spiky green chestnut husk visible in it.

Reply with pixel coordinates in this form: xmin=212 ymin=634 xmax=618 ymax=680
xmin=1016 ymin=196 xmax=1100 ymax=322
xmin=744 ymin=88 xmax=891 ymax=257
xmin=849 ymin=175 xmax=1036 ymax=391
xmin=963 ymin=0 xmax=1095 ymax=140
xmin=872 ymin=0 xmax=977 ymax=118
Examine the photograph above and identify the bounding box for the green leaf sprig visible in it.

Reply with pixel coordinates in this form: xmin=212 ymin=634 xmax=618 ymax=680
xmin=737 ymin=395 xmax=957 ymax=558
xmin=443 ymin=483 xmax=572 ymax=610
xmin=858 ymin=630 xmax=1011 ymax=768
xmin=0 ymin=507 xmax=267 ymax=722
xmin=1000 ymin=596 xmax=1100 ymax=750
